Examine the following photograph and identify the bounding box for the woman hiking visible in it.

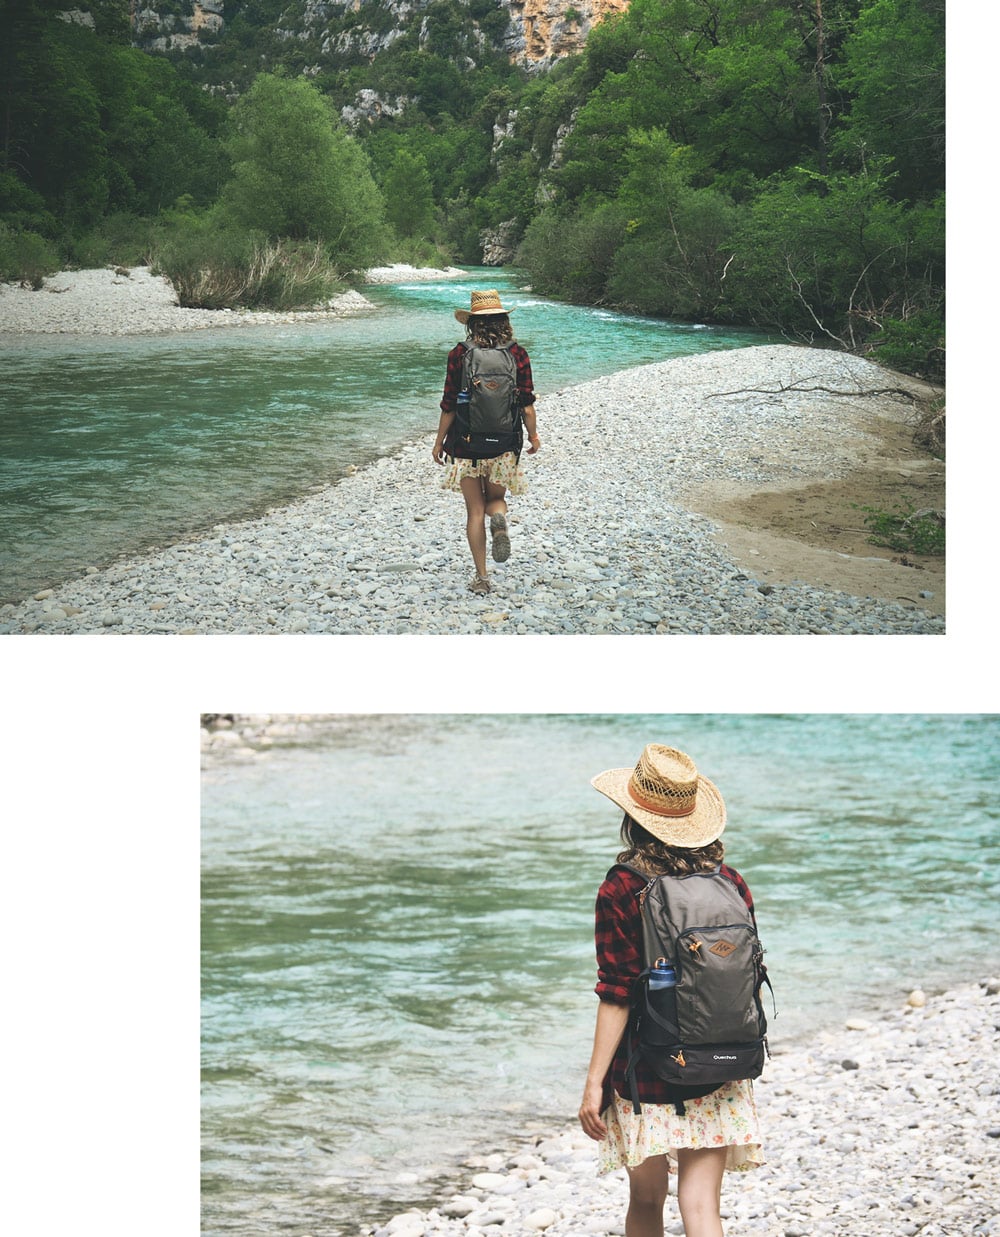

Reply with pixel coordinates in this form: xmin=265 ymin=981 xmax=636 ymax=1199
xmin=432 ymin=289 xmax=540 ymax=595
xmin=580 ymin=744 xmax=766 ymax=1237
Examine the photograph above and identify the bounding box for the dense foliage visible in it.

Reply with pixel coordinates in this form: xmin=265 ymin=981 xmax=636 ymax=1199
xmin=518 ymin=0 xmax=944 ymax=377
xmin=0 ymin=0 xmax=944 ymax=375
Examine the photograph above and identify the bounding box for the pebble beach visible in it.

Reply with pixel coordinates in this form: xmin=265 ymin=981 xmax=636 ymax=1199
xmin=0 ymin=265 xmax=378 ymax=333
xmin=366 ymin=981 xmax=999 ymax=1237
xmin=1 ymin=267 xmax=944 ymax=634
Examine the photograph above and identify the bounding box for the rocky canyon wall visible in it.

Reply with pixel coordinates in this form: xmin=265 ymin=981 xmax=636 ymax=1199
xmin=128 ymin=0 xmax=630 ymax=67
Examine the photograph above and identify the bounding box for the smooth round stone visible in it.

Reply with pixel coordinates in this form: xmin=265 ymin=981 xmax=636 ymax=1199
xmin=470 ymin=1172 xmax=508 ymax=1191
xmin=525 ymin=1208 xmax=559 ymax=1229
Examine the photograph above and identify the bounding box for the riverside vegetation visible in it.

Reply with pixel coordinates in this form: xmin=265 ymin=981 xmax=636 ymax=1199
xmin=2 ymin=0 xmax=943 ymax=381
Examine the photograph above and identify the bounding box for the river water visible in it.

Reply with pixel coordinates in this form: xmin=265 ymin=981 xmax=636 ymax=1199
xmin=200 ymin=713 xmax=1000 ymax=1236
xmin=0 ymin=269 xmax=767 ymax=603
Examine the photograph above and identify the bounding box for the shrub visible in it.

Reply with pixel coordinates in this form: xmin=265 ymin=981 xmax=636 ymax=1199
xmin=388 ymin=235 xmax=454 ymax=269
xmin=516 ymin=199 xmax=628 ymax=302
xmin=913 ymin=398 xmax=945 ymax=460
xmin=67 ymin=213 xmax=159 ymax=269
xmin=0 ymin=224 xmax=61 ymax=286
xmin=865 ymin=310 xmax=945 ymax=383
xmin=856 ymin=499 xmax=945 ymax=556
xmin=152 ymin=222 xmax=342 ymax=311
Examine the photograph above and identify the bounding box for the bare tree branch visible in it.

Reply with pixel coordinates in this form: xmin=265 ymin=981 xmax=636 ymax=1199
xmin=784 ymin=256 xmax=850 ymax=349
xmin=709 ymin=379 xmax=923 ymax=401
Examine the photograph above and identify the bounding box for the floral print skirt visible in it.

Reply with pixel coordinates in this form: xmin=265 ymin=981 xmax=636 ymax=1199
xmin=598 ymin=1081 xmax=764 ymax=1175
xmin=441 ymin=451 xmax=527 ymax=495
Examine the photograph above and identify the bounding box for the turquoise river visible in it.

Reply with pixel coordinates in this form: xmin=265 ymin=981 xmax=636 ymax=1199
xmin=0 ymin=268 xmax=767 ymax=602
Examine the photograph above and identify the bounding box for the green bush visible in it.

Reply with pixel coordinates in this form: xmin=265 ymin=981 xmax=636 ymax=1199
xmin=866 ymin=310 xmax=945 ymax=383
xmin=0 ymin=171 xmax=59 ymax=238
xmin=388 ymin=235 xmax=454 ymax=268
xmin=856 ymin=499 xmax=945 ymax=556
xmin=607 ymin=134 xmax=741 ymax=317
xmin=152 ymin=221 xmax=342 ymax=311
xmin=517 ymin=200 xmax=628 ymax=302
xmin=440 ymin=192 xmax=483 ymax=264
xmin=65 ymin=212 xmax=158 ymax=269
xmin=0 ymin=224 xmax=62 ymax=286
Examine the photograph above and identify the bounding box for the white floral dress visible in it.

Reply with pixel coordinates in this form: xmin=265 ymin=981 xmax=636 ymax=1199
xmin=441 ymin=450 xmax=527 ymax=495
xmin=598 ymin=1079 xmax=764 ymax=1175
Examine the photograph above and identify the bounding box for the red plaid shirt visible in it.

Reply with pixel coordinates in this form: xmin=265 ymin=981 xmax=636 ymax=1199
xmin=594 ymin=862 xmax=759 ymax=1108
xmin=439 ymin=342 xmax=536 ymax=414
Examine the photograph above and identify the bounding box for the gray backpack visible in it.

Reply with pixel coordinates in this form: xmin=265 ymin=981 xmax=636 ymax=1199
xmin=454 ymin=342 xmax=521 ymax=458
xmin=618 ymin=863 xmax=771 ymax=1113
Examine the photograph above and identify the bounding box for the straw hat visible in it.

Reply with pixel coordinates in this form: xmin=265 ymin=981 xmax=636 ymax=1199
xmin=454 ymin=289 xmax=516 ymax=324
xmin=591 ymin=744 xmax=726 ymax=847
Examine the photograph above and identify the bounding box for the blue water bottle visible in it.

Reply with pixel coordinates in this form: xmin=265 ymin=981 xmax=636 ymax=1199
xmin=648 ymin=959 xmax=677 ymax=990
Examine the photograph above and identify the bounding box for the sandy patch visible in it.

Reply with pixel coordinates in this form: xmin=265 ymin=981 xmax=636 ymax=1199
xmin=686 ymin=387 xmax=945 ymax=616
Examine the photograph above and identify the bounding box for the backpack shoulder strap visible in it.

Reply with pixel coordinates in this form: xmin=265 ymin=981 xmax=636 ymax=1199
xmin=606 ymin=862 xmax=652 ymax=887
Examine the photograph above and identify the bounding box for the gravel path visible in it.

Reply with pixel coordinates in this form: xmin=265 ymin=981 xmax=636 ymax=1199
xmin=2 ymin=341 xmax=943 ymax=634
xmin=367 ymin=981 xmax=999 ymax=1237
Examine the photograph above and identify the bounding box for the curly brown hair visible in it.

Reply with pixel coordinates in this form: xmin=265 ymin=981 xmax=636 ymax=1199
xmin=616 ymin=813 xmax=725 ymax=876
xmin=466 ymin=314 xmax=514 ymax=349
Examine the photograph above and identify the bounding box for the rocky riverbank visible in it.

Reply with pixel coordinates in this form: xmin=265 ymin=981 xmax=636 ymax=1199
xmin=0 ymin=263 xmax=467 ymax=335
xmin=365 ymin=981 xmax=998 ymax=1237
xmin=0 ymin=265 xmax=384 ymax=334
xmin=2 ymin=342 xmax=943 ymax=633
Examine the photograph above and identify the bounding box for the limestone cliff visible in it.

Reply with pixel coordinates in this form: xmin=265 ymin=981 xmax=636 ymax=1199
xmin=133 ymin=1 xmax=224 ymax=53
xmin=506 ymin=0 xmax=629 ymax=67
xmin=128 ymin=0 xmax=630 ymax=67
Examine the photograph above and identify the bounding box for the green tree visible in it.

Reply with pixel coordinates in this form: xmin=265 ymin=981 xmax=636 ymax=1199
xmin=1 ymin=3 xmax=224 ymax=236
xmin=723 ymin=165 xmax=941 ymax=351
xmin=219 ymin=73 xmax=389 ymax=268
xmin=516 ymin=199 xmax=628 ymax=303
xmin=556 ymin=0 xmax=859 ymax=204
xmin=608 ymin=130 xmax=741 ymax=316
xmin=832 ymin=0 xmax=944 ymax=198
xmin=381 ymin=149 xmax=436 ymax=238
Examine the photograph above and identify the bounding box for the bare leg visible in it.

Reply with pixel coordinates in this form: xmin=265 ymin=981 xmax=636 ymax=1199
xmin=625 ymin=1155 xmax=671 ymax=1237
xmin=483 ymin=479 xmax=510 ymax=561
xmin=482 ymin=479 xmax=508 ymax=520
xmin=675 ymin=1146 xmax=727 ymax=1237
xmin=459 ymin=475 xmax=489 ymax=578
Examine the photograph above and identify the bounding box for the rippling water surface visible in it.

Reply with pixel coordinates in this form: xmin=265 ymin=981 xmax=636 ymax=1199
xmin=201 ymin=713 xmax=1000 ymax=1235
xmin=0 ymin=269 xmax=767 ymax=601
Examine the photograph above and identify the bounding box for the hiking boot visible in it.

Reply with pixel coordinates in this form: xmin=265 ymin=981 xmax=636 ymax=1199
xmin=490 ymin=512 xmax=511 ymax=562
xmin=469 ymin=573 xmax=491 ymax=595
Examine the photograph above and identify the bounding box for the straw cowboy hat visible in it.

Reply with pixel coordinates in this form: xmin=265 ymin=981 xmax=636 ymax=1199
xmin=591 ymin=744 xmax=726 ymax=848
xmin=454 ymin=289 xmax=516 ymax=324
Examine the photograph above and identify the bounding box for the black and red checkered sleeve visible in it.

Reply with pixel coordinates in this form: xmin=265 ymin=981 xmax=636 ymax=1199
xmin=594 ymin=867 xmax=643 ymax=1004
xmin=440 ymin=344 xmax=466 ymax=413
xmin=512 ymin=343 xmax=535 ymax=407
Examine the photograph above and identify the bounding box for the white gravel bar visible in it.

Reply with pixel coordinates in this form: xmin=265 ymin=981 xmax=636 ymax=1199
xmin=2 ymin=337 xmax=943 ymax=634
xmin=365 ymin=981 xmax=999 ymax=1237
xmin=0 ymin=266 xmax=378 ymax=334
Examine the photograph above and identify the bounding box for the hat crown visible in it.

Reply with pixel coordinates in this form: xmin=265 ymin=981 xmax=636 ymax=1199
xmin=454 ymin=288 xmax=515 ymax=323
xmin=591 ymin=743 xmax=726 ymax=847
xmin=469 ymin=289 xmax=504 ymax=313
xmin=628 ymin=745 xmax=699 ymax=817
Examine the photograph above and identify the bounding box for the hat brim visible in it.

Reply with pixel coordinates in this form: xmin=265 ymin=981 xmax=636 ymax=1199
xmin=454 ymin=306 xmax=516 ymax=324
xmin=590 ymin=767 xmax=726 ymax=848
